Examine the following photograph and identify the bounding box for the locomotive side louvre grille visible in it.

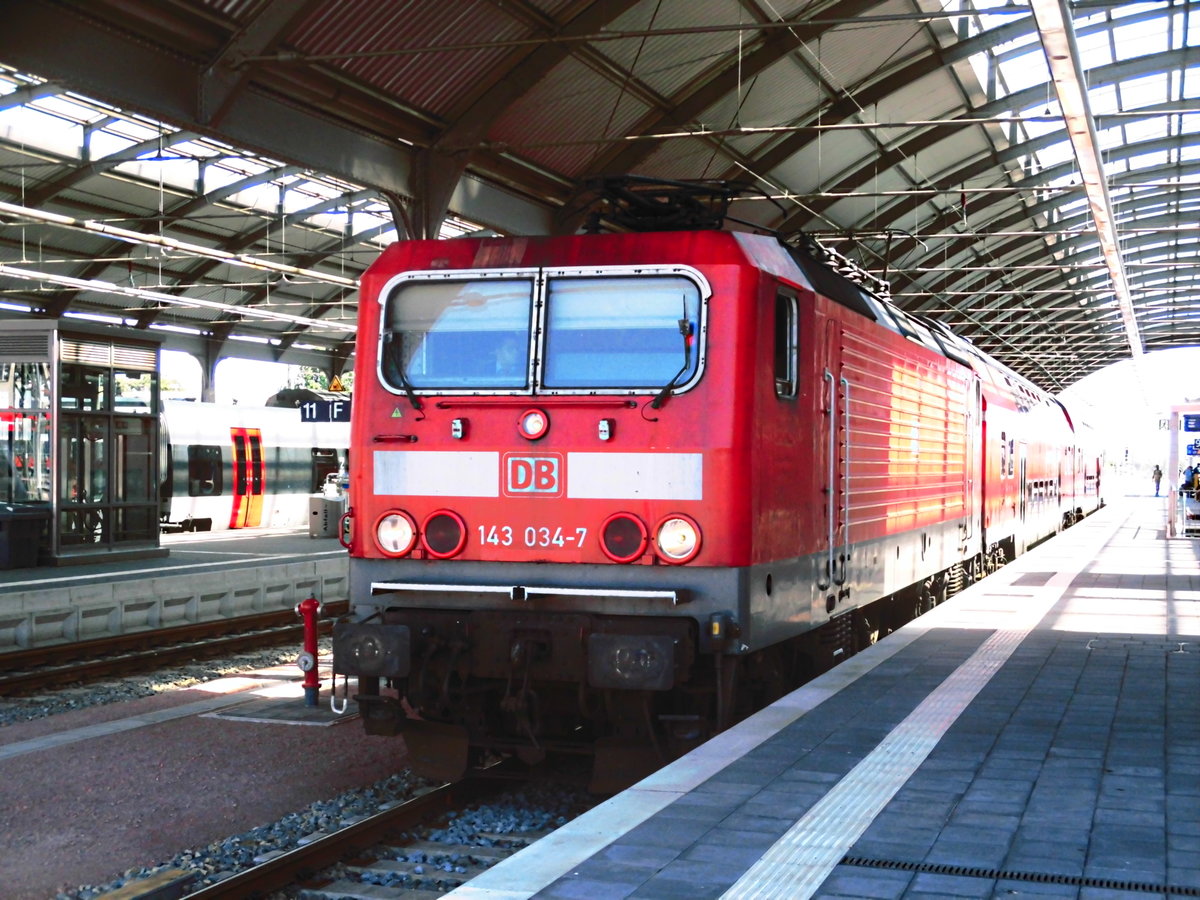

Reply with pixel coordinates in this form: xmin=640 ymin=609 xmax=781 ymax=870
xmin=0 ymin=332 xmax=52 ymax=362
xmin=839 ymin=328 xmax=970 ymax=537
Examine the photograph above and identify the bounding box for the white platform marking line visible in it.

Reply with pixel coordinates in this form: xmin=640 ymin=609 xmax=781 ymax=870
xmin=0 ymin=693 xmax=265 ymax=762
xmin=721 ymin=628 xmax=1024 ymax=899
xmin=720 ymin=526 xmax=1118 ymax=900
xmin=0 ymin=551 xmax=344 ymax=588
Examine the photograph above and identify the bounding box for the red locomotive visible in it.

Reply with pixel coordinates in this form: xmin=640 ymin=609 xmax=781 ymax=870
xmin=333 ymin=180 xmax=1102 ymax=788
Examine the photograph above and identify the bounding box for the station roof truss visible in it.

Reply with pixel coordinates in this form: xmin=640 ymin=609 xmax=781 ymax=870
xmin=0 ymin=0 xmax=1197 ymax=391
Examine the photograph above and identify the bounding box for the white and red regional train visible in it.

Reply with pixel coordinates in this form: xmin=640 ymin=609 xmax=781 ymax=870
xmin=332 ymin=180 xmax=1102 ymax=787
xmin=160 ymin=397 xmax=349 ymax=531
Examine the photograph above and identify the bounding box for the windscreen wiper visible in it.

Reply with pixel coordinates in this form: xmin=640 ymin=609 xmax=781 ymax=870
xmin=382 ymin=332 xmax=424 ymax=412
xmin=649 ymin=316 xmax=694 ymax=410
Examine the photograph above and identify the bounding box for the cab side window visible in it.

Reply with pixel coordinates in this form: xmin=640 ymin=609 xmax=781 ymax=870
xmin=774 ymin=293 xmax=798 ymax=399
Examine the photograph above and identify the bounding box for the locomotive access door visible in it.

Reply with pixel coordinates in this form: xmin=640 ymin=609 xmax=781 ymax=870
xmin=229 ymin=427 xmax=264 ymax=528
xmin=821 ymin=319 xmax=849 ymax=594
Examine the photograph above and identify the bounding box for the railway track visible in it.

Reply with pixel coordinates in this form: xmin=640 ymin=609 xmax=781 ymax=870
xmin=105 ymin=767 xmax=592 ymax=899
xmin=0 ymin=603 xmax=347 ymax=695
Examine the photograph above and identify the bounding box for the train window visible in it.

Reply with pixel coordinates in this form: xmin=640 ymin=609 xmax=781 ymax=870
xmin=774 ymin=293 xmax=798 ymax=399
xmin=187 ymin=444 xmax=222 ymax=497
xmin=541 ymin=275 xmax=701 ymax=389
xmin=381 ymin=278 xmax=535 ymax=390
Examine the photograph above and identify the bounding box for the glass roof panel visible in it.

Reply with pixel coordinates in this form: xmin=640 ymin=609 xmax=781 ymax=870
xmin=1073 ymin=28 xmax=1114 ymax=67
xmin=1087 ymin=82 xmax=1120 ymax=115
xmin=1111 ymin=18 xmax=1170 ymax=61
xmin=0 ymin=106 xmax=81 ymax=157
xmin=1121 ymin=72 xmax=1171 ymax=109
xmin=996 ymin=49 xmax=1051 ymax=93
xmin=1128 ymin=149 xmax=1171 ymax=171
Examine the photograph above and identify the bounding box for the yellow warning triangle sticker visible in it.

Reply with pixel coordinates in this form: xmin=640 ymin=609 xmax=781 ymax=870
xmin=391 ymin=407 xmax=404 ymax=418
xmin=329 ymin=375 xmax=346 ymax=392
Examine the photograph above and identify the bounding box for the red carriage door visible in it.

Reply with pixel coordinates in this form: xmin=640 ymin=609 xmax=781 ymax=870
xmin=963 ymin=378 xmax=982 ymax=549
xmin=1016 ymin=443 xmax=1029 ymax=553
xmin=229 ymin=427 xmax=264 ymax=528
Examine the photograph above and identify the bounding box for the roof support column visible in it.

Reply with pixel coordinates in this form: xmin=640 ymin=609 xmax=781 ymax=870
xmin=411 ymin=149 xmax=471 ymax=240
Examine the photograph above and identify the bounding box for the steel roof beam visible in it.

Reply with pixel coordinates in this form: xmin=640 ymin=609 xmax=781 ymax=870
xmin=0 ymin=0 xmax=554 ymax=236
xmin=0 ymin=79 xmax=65 ymax=111
xmin=199 ymin=0 xmax=325 ymax=127
xmin=21 ymin=130 xmax=202 ymax=208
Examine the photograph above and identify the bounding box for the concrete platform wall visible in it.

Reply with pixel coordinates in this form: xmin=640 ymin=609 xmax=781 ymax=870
xmin=0 ymin=557 xmax=349 ymax=651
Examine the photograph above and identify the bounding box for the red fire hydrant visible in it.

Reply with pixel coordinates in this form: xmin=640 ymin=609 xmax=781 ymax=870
xmin=295 ymin=596 xmax=323 ymax=706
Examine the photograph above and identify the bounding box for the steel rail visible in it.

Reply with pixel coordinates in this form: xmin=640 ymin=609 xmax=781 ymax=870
xmin=0 ymin=603 xmax=347 ymax=694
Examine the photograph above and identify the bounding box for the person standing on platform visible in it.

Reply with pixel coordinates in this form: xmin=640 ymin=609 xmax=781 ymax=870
xmin=1153 ymin=464 xmax=1163 ymax=496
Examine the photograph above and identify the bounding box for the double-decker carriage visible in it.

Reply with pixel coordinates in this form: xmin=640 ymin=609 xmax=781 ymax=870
xmin=334 ymin=180 xmax=1101 ymax=789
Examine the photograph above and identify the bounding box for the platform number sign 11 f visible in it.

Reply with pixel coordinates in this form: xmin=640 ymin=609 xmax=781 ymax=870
xmin=300 ymin=399 xmax=351 ymax=422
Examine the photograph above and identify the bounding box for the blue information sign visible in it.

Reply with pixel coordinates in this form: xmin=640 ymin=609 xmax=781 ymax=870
xmin=1185 ymin=414 xmax=1200 ymax=432
xmin=299 ymin=398 xmax=351 ymax=423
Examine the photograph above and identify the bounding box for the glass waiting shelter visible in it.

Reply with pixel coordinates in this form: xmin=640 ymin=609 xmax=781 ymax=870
xmin=0 ymin=320 xmax=165 ymax=567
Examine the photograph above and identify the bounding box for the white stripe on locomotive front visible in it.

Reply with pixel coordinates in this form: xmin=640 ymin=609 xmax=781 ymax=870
xmin=374 ymin=450 xmax=501 ymax=496
xmin=566 ymin=452 xmax=702 ymax=500
xmin=372 ymin=449 xmax=703 ymax=500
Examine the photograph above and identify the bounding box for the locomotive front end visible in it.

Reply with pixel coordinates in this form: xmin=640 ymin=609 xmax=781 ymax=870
xmin=335 ymin=232 xmax=754 ymax=786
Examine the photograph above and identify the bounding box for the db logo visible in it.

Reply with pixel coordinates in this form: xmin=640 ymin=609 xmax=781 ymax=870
xmin=504 ymin=453 xmax=563 ymax=497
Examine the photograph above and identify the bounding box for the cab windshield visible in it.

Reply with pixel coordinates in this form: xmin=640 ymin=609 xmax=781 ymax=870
xmin=379 ymin=272 xmax=702 ymax=393
xmin=381 ymin=278 xmax=535 ymax=390
xmin=541 ymin=275 xmax=700 ymax=389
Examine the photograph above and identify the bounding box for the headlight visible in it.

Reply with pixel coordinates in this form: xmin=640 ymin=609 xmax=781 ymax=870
xmin=518 ymin=407 xmax=549 ymax=440
xmin=654 ymin=514 xmax=701 ymax=563
xmin=421 ymin=509 xmax=467 ymax=558
xmin=375 ymin=511 xmax=416 ymax=557
xmin=600 ymin=512 xmax=648 ymax=563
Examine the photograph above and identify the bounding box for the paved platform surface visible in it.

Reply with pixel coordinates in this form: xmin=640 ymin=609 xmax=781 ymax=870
xmin=0 ymin=660 xmax=398 ymax=900
xmin=452 ymin=498 xmax=1200 ymax=899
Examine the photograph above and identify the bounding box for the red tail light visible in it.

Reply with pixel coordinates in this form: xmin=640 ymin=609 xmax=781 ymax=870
xmin=421 ymin=509 xmax=467 ymax=558
xmin=600 ymin=513 xmax=648 ymax=563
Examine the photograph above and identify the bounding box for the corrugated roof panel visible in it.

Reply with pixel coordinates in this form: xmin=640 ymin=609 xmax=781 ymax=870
xmin=799 ymin=12 xmax=947 ymax=116
xmin=491 ymin=55 xmax=653 ymax=178
xmin=195 ymin=0 xmax=267 ymax=20
xmin=769 ymin=128 xmax=882 ymax=195
xmin=599 ymin=0 xmax=742 ymax=102
xmin=708 ymin=56 xmax=825 ymax=134
xmin=879 ymin=70 xmax=968 ymax=127
xmin=636 ymin=135 xmax=739 ymax=183
xmin=289 ymin=0 xmax=527 ymax=118
xmin=917 ymin=129 xmax=993 ymax=180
